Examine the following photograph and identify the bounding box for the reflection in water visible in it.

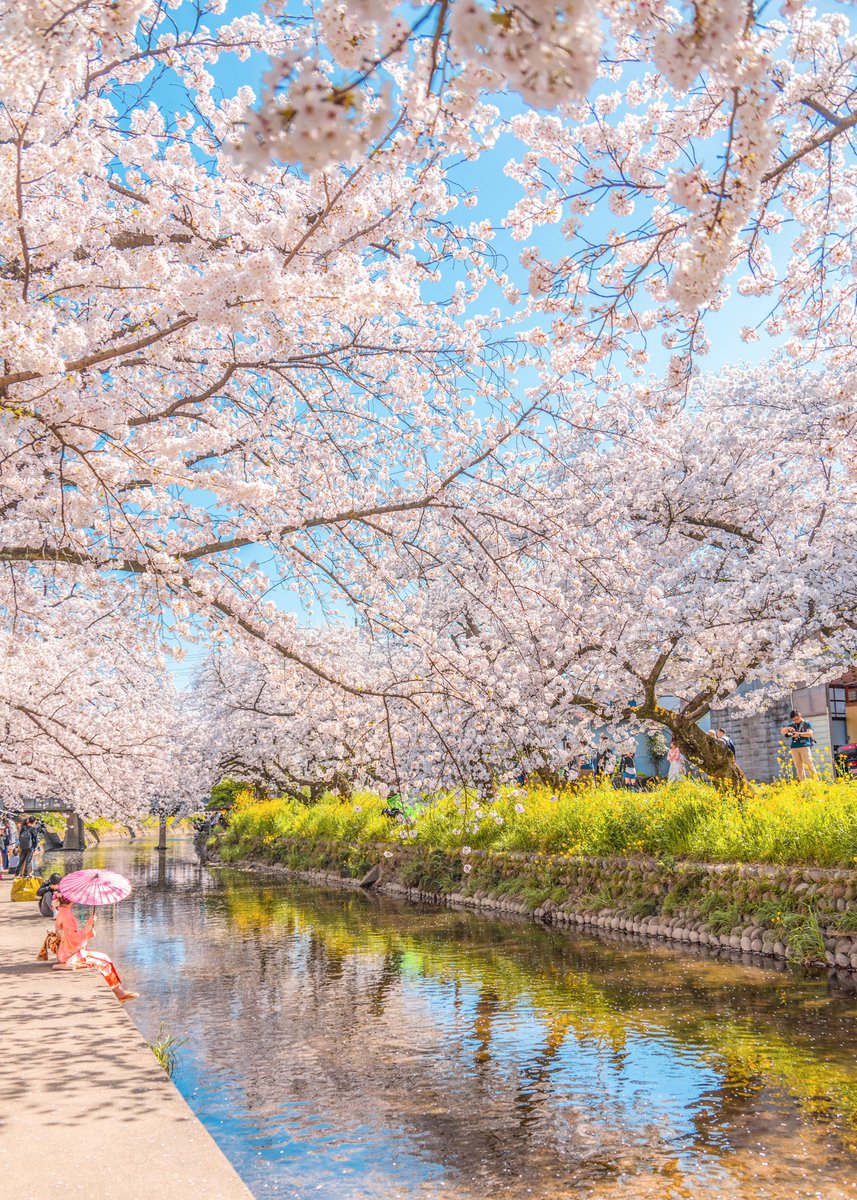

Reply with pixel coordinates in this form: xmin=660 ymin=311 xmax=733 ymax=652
xmin=50 ymin=842 xmax=857 ymax=1200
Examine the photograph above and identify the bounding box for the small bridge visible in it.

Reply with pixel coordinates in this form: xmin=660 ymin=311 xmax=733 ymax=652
xmin=19 ymin=798 xmax=86 ymax=852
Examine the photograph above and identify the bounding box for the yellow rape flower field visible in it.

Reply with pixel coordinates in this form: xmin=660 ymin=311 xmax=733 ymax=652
xmin=219 ymin=778 xmax=857 ymax=869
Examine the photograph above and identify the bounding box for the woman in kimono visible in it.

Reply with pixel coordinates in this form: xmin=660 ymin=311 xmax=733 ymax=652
xmin=53 ymin=896 xmax=138 ymax=1002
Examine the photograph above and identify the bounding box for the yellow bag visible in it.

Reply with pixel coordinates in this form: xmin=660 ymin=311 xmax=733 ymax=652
xmin=11 ymin=876 xmax=42 ymax=902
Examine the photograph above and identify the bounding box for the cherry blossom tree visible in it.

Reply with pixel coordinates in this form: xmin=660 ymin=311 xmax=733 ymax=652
xmin=198 ymin=362 xmax=856 ymax=795
xmin=2 ymin=3 xmax=856 ymax=810
xmin=502 ymin=362 xmax=856 ymax=788
xmin=504 ymin=3 xmax=857 ymax=397
xmin=0 ymin=581 xmax=202 ymax=818
xmin=0 ymin=4 xmax=530 ymax=702
xmin=196 ymin=639 xmax=390 ymax=800
xmin=238 ymin=1 xmax=857 ymax=394
xmin=0 ymin=0 xmax=556 ymax=811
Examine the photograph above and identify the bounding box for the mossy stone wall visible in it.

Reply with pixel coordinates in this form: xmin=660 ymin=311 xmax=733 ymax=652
xmin=216 ymin=837 xmax=857 ymax=970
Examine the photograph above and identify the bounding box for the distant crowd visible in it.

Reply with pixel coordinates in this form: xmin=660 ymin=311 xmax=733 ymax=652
xmin=0 ymin=814 xmax=48 ymax=879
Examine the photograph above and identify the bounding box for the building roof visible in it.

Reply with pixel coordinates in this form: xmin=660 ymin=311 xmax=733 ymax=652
xmin=829 ymin=667 xmax=857 ymax=687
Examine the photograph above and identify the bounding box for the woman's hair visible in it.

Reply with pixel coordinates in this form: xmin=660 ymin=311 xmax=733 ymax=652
xmin=56 ymin=895 xmax=71 ymax=906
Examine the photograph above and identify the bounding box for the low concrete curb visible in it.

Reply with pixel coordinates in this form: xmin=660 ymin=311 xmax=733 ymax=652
xmin=0 ymin=880 xmax=252 ymax=1199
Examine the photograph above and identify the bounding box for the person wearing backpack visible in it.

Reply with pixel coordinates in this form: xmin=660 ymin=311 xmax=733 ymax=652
xmin=781 ymin=709 xmax=819 ymax=781
xmin=715 ymin=728 xmax=736 ymax=755
xmin=15 ymin=818 xmax=35 ymax=877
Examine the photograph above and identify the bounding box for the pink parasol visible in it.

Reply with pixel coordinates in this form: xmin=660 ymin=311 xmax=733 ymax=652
xmin=58 ymin=868 xmax=132 ymax=907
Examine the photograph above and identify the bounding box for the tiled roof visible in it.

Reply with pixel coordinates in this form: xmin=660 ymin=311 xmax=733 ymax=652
xmin=830 ymin=667 xmax=857 ymax=687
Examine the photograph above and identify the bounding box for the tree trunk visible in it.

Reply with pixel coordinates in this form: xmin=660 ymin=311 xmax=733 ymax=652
xmin=636 ymin=703 xmax=752 ymax=793
xmin=528 ymin=765 xmax=565 ymax=791
xmin=672 ymin=721 xmax=751 ymax=792
xmin=331 ymin=771 xmax=353 ymax=801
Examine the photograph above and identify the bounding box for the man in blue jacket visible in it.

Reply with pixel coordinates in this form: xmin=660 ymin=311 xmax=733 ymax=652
xmin=781 ymin=709 xmax=818 ymax=780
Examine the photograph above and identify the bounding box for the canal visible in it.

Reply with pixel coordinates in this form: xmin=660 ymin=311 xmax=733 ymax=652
xmin=52 ymin=840 xmax=857 ymax=1199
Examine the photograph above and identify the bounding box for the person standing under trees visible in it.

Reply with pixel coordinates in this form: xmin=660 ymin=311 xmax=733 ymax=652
xmin=715 ymin=729 xmax=736 ymax=755
xmin=595 ymin=736 xmax=615 ymax=779
xmin=782 ymin=710 xmax=819 ymax=781
xmin=15 ymin=817 xmax=35 ymax=878
xmin=0 ymin=815 xmax=12 ymax=874
xmin=619 ymin=752 xmax=638 ymax=790
xmin=667 ymin=742 xmax=685 ymax=783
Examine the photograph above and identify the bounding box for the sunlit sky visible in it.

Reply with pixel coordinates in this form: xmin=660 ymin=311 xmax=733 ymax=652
xmin=153 ymin=0 xmax=836 ymax=682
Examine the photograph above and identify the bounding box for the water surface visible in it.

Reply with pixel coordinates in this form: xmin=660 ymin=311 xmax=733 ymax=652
xmin=50 ymin=841 xmax=857 ymax=1200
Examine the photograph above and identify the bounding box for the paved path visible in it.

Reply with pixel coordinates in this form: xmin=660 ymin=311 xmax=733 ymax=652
xmin=0 ymin=879 xmax=253 ymax=1199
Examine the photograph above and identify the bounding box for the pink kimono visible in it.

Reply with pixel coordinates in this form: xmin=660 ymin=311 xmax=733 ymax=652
xmin=55 ymin=906 xmax=122 ymax=989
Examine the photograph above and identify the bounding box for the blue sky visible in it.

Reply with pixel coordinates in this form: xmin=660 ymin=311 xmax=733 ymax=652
xmin=138 ymin=1 xmax=835 ymax=680
xmin=176 ymin=0 xmax=801 ymax=378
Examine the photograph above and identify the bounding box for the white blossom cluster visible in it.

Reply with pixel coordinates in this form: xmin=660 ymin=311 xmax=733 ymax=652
xmin=0 ymin=584 xmax=203 ymax=819
xmin=448 ymin=0 xmax=601 ymax=107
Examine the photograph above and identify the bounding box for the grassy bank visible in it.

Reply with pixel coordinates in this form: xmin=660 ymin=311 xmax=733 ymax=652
xmin=218 ymin=778 xmax=857 ymax=869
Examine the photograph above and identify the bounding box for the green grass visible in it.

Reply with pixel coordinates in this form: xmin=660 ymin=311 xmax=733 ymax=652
xmin=825 ymin=910 xmax=857 ymax=935
xmin=148 ymin=1026 xmax=185 ymax=1077
xmin=218 ymin=778 xmax=857 ymax=869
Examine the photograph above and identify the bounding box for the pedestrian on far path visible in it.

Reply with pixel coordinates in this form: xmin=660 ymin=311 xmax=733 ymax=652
xmin=715 ymin=728 xmax=736 ymax=754
xmin=667 ymin=742 xmax=685 ymax=783
xmin=781 ymin=709 xmax=818 ymax=781
xmin=0 ymin=815 xmax=12 ymax=875
xmin=15 ymin=817 xmax=35 ymax=878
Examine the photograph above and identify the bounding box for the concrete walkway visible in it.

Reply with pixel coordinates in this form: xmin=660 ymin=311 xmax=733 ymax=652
xmin=0 ymin=880 xmax=253 ymax=1199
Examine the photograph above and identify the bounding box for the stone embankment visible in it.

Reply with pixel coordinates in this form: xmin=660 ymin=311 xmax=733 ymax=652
xmin=216 ymin=838 xmax=857 ymax=972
